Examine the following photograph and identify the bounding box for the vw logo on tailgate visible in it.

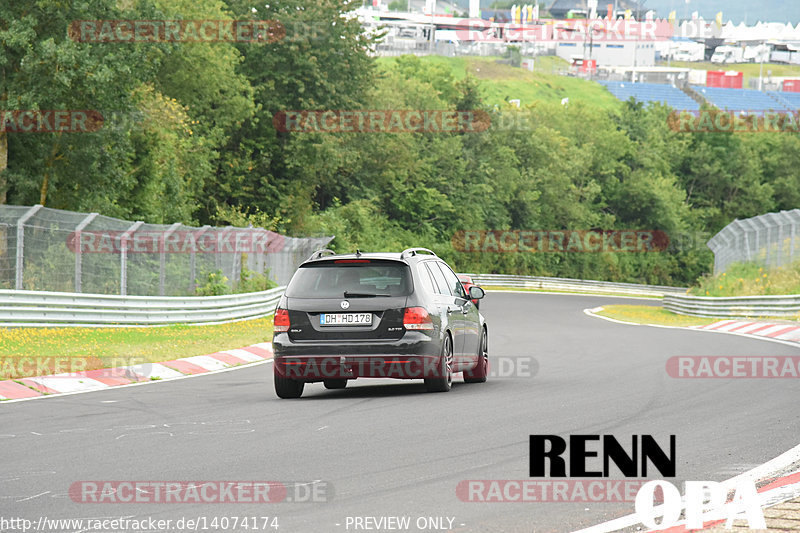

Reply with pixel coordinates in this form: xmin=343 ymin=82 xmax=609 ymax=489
xmin=340 ymin=300 xmax=350 ymax=310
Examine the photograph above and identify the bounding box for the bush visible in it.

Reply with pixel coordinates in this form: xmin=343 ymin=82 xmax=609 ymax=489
xmin=691 ymin=261 xmax=800 ymax=296
xmin=238 ymin=267 xmax=278 ymax=293
xmin=194 ymin=268 xmax=278 ymax=296
xmin=195 ymin=271 xmax=230 ymax=296
xmin=505 ymin=46 xmax=522 ymax=68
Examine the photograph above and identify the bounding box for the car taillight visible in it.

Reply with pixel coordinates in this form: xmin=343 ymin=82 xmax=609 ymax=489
xmin=274 ymin=308 xmax=290 ymax=332
xmin=403 ymin=307 xmax=434 ymax=330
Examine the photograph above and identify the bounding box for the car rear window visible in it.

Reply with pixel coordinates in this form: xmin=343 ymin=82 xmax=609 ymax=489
xmin=424 ymin=262 xmax=450 ymax=296
xmin=285 ymin=261 xmax=412 ymax=298
xmin=435 ymin=262 xmax=468 ymax=299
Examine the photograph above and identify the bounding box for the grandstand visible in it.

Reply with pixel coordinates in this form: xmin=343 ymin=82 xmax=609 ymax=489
xmin=768 ymin=92 xmax=800 ymax=111
xmin=596 ymin=81 xmax=700 ymax=111
xmin=693 ymin=87 xmax=792 ymax=114
xmin=597 ymin=80 xmax=800 ymax=115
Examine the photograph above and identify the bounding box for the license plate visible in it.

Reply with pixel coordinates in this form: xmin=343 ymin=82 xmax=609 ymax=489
xmin=320 ymin=313 xmax=372 ymax=326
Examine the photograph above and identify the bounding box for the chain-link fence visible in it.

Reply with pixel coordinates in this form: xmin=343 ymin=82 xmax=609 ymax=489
xmin=708 ymin=209 xmax=800 ymax=274
xmin=0 ymin=205 xmax=333 ymax=296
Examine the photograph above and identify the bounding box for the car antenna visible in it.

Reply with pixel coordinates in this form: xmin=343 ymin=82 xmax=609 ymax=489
xmin=355 ymin=249 xmax=362 ymax=257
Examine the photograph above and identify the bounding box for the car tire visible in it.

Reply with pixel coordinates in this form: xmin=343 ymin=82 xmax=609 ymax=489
xmin=323 ymin=379 xmax=347 ymax=390
xmin=274 ymin=372 xmax=304 ymax=399
xmin=464 ymin=328 xmax=488 ymax=384
xmin=425 ymin=334 xmax=453 ymax=393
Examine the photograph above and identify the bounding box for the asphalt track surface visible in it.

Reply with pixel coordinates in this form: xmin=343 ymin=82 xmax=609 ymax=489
xmin=2 ymin=292 xmax=800 ymax=533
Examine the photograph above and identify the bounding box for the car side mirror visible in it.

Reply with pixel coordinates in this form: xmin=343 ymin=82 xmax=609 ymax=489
xmin=469 ymin=286 xmax=485 ymax=300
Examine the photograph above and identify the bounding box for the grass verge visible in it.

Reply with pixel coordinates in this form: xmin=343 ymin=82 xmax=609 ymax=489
xmin=377 ymin=56 xmax=621 ymax=110
xmin=593 ymin=305 xmax=719 ymax=327
xmin=0 ymin=318 xmax=273 ymax=380
xmin=463 ymin=57 xmax=621 ymax=111
xmin=690 ymin=261 xmax=800 ymax=297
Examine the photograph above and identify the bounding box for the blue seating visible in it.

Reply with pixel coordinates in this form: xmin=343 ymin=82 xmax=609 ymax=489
xmin=597 ymin=81 xmax=700 ymax=111
xmin=768 ymin=91 xmax=800 ymax=111
xmin=693 ymin=87 xmax=791 ymax=115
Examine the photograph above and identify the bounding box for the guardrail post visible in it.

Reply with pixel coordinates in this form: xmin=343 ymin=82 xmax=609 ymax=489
xmin=159 ymin=223 xmax=181 ymax=296
xmin=766 ymin=224 xmax=773 ymax=268
xmin=74 ymin=213 xmax=98 ymax=293
xmin=190 ymin=225 xmax=211 ymax=294
xmin=743 ymin=231 xmax=751 ymax=263
xmin=217 ymin=227 xmax=236 ymax=291
xmin=119 ymin=221 xmax=143 ymax=296
xmin=15 ymin=205 xmax=42 ymax=290
xmin=256 ymin=229 xmax=265 ymax=275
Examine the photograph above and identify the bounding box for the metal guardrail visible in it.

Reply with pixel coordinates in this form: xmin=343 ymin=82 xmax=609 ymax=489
xmin=0 ymin=272 xmax=691 ymax=328
xmin=0 ymin=287 xmax=285 ymax=327
xmin=464 ymin=273 xmax=687 ymax=297
xmin=664 ymin=294 xmax=800 ymax=319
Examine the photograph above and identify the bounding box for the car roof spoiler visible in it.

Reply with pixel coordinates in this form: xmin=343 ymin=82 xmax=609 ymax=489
xmin=307 ymin=248 xmax=336 ymax=261
xmin=400 ymin=247 xmax=437 ymax=258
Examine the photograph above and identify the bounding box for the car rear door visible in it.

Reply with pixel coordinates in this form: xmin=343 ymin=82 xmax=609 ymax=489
xmin=436 ymin=262 xmax=480 ymax=366
xmin=424 ymin=261 xmax=466 ymax=362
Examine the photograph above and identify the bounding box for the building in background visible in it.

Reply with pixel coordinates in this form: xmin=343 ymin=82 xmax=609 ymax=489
xmin=548 ymin=0 xmax=643 ymax=19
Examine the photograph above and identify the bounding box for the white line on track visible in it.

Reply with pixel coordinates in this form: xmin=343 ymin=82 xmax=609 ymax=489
xmin=16 ymin=491 xmax=49 ymax=502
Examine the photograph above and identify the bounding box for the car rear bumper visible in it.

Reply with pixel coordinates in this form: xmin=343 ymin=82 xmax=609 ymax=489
xmin=272 ymin=332 xmax=443 ymax=381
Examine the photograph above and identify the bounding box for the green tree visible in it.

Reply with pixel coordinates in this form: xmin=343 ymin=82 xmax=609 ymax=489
xmin=206 ymin=0 xmax=378 ymax=229
xmin=0 ymin=0 xmax=159 ymax=211
xmin=0 ymin=0 xmax=220 ymax=223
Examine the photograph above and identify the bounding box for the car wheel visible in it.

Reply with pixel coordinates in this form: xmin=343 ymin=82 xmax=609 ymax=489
xmin=323 ymin=379 xmax=347 ymax=390
xmin=425 ymin=334 xmax=453 ymax=393
xmin=274 ymin=372 xmax=304 ymax=399
xmin=464 ymin=328 xmax=487 ymax=384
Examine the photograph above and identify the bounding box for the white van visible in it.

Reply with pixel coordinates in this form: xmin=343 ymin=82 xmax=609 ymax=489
xmin=711 ymin=46 xmax=744 ymax=64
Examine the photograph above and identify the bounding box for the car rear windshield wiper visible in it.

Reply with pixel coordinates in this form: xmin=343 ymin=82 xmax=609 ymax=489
xmin=343 ymin=291 xmax=391 ymax=298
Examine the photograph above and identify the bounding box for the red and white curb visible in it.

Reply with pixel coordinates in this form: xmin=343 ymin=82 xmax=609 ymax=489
xmin=0 ymin=343 xmax=273 ymax=401
xmin=693 ymin=320 xmax=800 ymax=344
